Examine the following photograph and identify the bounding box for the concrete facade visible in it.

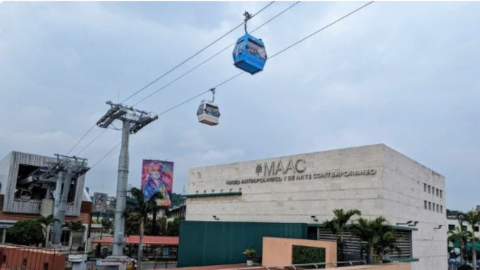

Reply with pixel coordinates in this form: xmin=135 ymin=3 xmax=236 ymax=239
xmin=186 ymin=144 xmax=447 ymax=270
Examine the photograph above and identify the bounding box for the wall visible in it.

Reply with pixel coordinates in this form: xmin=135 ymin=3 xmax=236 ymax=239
xmin=177 ymin=221 xmax=307 ymax=267
xmin=262 ymin=237 xmax=336 ymax=267
xmin=185 ymin=144 xmax=446 ymax=269
xmin=0 ymin=151 xmax=86 ymax=216
xmin=382 ymin=146 xmax=447 ymax=270
xmin=0 ymin=153 xmax=12 ymax=196
xmin=187 ymin=144 xmax=386 ymax=223
xmin=0 ymin=245 xmax=67 ymax=270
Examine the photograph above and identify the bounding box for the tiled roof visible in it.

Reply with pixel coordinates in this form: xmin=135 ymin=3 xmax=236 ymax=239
xmin=92 ymin=236 xmax=179 ymax=246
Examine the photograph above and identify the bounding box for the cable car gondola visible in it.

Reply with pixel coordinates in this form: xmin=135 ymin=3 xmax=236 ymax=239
xmin=232 ymin=12 xmax=267 ymax=75
xmin=197 ymin=88 xmax=220 ymax=126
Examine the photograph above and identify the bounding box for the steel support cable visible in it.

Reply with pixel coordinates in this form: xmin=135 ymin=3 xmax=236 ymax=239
xmin=65 ymin=2 xmax=275 ymax=156
xmin=154 ymin=0 xmax=375 ymax=117
xmin=132 ymin=1 xmax=301 ymax=107
xmin=90 ymin=1 xmax=374 ymax=169
xmin=120 ymin=1 xmax=276 ymax=104
xmin=69 ymin=1 xmax=301 ymax=158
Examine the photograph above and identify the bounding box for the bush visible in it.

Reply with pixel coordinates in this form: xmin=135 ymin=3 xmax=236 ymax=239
xmin=292 ymin=245 xmax=325 ymax=265
xmin=459 ymin=265 xmax=473 ymax=270
xmin=6 ymin=219 xmax=44 ymax=246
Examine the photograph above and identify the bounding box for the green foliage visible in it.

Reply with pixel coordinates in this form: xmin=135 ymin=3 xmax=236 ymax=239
xmin=243 ymin=249 xmax=257 ymax=259
xmin=166 ymin=217 xmax=183 ymax=236
xmin=292 ymin=246 xmax=325 ymax=266
xmin=350 ymin=216 xmax=401 ymax=264
xmin=64 ymin=221 xmax=85 ymax=232
xmin=6 ymin=219 xmax=44 ymax=246
xmin=171 ymin=193 xmax=186 ymax=207
xmin=458 ymin=264 xmax=473 ymax=270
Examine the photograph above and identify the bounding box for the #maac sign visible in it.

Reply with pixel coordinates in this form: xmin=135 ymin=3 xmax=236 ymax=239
xmin=256 ymin=159 xmax=306 ymax=176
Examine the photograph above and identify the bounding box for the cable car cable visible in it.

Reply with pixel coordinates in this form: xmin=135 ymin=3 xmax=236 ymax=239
xmin=66 ymin=123 xmax=96 ymax=155
xmin=120 ymin=1 xmax=275 ymax=104
xmin=89 ymin=1 xmax=373 ymax=169
xmin=65 ymin=1 xmax=299 ymax=157
xmin=132 ymin=1 xmax=301 ymax=107
xmin=64 ymin=2 xmax=275 ymax=156
xmin=155 ymin=1 xmax=375 ymax=117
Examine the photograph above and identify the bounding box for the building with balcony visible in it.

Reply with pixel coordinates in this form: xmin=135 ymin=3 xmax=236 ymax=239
xmin=0 ymin=151 xmax=92 ymax=249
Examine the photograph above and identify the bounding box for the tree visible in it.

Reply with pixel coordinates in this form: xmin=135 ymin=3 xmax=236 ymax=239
xmin=166 ymin=217 xmax=183 ymax=236
xmin=449 ymin=226 xmax=472 ymax=266
xmin=462 ymin=211 xmax=480 ymax=270
xmin=124 ymin=187 xmax=162 ymax=270
xmin=64 ymin=221 xmax=86 ymax=250
xmin=350 ymin=216 xmax=400 ymax=264
xmin=322 ymin=209 xmax=361 ymax=261
xmin=6 ymin=219 xmax=44 ymax=246
xmin=36 ymin=214 xmax=59 ymax=247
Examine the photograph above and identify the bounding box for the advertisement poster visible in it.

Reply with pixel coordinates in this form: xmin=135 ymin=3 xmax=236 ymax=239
xmin=141 ymin=159 xmax=173 ymax=207
xmin=93 ymin=192 xmax=108 ymax=213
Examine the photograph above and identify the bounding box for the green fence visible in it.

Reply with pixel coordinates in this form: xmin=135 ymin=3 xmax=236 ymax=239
xmin=177 ymin=220 xmax=308 ymax=267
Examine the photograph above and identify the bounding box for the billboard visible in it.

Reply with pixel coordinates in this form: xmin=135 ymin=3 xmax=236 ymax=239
xmin=93 ymin=192 xmax=108 ymax=213
xmin=141 ymin=160 xmax=173 ymax=207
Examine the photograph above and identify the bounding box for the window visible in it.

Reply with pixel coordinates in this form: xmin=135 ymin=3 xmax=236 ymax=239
xmin=437 ymin=204 xmax=439 ymax=212
xmin=429 ymin=202 xmax=431 ymax=210
xmin=424 ymin=200 xmax=427 ymax=209
xmin=436 ymin=188 xmax=439 ymax=196
xmin=424 ymin=183 xmax=427 ymax=192
xmin=433 ymin=203 xmax=436 ymax=211
xmin=428 ymin=185 xmax=431 ymax=194
xmin=205 ymin=104 xmax=220 ymax=117
xmin=441 ymin=205 xmax=443 ymax=213
xmin=474 ymin=226 xmax=479 ymax=232
xmin=233 ymin=40 xmax=245 ymax=58
xmin=246 ymin=40 xmax=267 ymax=60
xmin=440 ymin=190 xmax=443 ymax=198
xmin=448 ymin=225 xmax=455 ymax=231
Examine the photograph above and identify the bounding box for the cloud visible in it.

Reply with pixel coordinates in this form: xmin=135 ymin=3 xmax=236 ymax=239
xmin=0 ymin=1 xmax=479 ymax=211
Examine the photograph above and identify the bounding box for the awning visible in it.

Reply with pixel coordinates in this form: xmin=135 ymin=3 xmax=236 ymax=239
xmin=92 ymin=236 xmax=179 ymax=246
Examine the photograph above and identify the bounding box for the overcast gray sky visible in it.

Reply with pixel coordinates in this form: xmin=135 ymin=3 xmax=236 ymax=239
xmin=0 ymin=1 xmax=479 ymax=211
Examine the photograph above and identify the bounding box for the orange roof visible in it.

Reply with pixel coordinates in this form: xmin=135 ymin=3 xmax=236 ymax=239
xmin=92 ymin=236 xmax=179 ymax=246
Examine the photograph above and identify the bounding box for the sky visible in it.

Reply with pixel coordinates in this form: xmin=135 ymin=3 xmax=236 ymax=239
xmin=0 ymin=1 xmax=479 ymax=212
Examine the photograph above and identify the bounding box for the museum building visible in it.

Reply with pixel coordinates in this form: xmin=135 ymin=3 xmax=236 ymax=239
xmin=178 ymin=144 xmax=447 ymax=270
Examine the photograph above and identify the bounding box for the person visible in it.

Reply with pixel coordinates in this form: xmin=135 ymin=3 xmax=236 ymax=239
xmin=142 ymin=161 xmax=171 ymax=206
xmin=94 ymin=196 xmax=105 ymax=212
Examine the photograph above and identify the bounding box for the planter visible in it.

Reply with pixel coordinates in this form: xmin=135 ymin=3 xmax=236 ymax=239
xmin=247 ymin=260 xmax=253 ymax=266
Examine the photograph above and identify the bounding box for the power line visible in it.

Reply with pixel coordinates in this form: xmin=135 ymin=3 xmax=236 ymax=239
xmin=66 ymin=123 xmax=96 ymax=155
xmin=76 ymin=129 xmax=108 ymax=156
xmin=132 ymin=1 xmax=301 ymax=107
xmin=90 ymin=1 xmax=374 ymax=169
xmin=90 ymin=142 xmax=121 ymax=170
xmin=70 ymin=1 xmax=301 ymax=157
xmin=155 ymin=1 xmax=374 ymax=116
xmin=65 ymin=2 xmax=276 ymax=156
xmin=120 ymin=1 xmax=276 ymax=104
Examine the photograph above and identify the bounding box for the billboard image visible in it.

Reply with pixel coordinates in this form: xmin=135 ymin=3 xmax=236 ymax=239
xmin=141 ymin=160 xmax=173 ymax=207
xmin=93 ymin=192 xmax=108 ymax=213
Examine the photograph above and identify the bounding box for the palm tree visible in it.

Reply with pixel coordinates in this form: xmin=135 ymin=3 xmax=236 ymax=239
xmin=36 ymin=214 xmax=59 ymax=247
xmin=463 ymin=211 xmax=480 ymax=269
xmin=64 ymin=221 xmax=86 ymax=251
xmin=448 ymin=226 xmax=472 ymax=266
xmin=350 ymin=216 xmax=400 ymax=264
xmin=124 ymin=187 xmax=163 ymax=270
xmin=322 ymin=209 xmax=361 ymax=261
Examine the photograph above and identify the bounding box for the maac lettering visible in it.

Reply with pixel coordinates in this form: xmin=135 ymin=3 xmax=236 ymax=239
xmin=262 ymin=159 xmax=306 ymax=176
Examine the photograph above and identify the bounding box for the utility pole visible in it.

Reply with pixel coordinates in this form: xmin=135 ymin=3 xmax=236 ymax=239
xmin=49 ymin=154 xmax=90 ymax=246
xmin=97 ymin=101 xmax=158 ymax=259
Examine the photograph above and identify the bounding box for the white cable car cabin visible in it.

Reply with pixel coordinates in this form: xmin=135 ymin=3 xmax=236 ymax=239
xmin=197 ymin=100 xmax=220 ymax=126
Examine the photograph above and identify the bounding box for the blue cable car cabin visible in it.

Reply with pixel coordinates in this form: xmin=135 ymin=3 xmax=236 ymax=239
xmin=232 ymin=33 xmax=267 ymax=75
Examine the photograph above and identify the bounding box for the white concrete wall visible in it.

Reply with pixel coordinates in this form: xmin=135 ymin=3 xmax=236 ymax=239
xmin=0 ymin=152 xmax=12 ymax=196
xmin=381 ymin=146 xmax=447 ymax=270
xmin=187 ymin=144 xmax=385 ymax=223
